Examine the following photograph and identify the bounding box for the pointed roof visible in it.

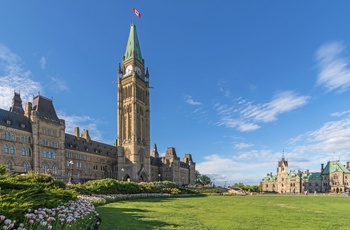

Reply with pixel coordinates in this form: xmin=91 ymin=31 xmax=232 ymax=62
xmin=9 ymin=92 xmax=24 ymax=115
xmin=124 ymin=23 xmax=143 ymax=63
xmin=322 ymin=161 xmax=350 ymax=175
xmin=32 ymin=95 xmax=60 ymax=122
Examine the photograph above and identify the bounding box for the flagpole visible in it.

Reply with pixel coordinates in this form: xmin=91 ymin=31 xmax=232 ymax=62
xmin=131 ymin=5 xmax=134 ymax=24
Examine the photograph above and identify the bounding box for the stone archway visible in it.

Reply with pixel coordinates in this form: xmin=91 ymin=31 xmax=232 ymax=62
xmin=123 ymin=174 xmax=130 ymax=182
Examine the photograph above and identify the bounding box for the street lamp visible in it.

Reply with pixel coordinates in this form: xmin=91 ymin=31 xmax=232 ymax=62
xmin=158 ymin=173 xmax=161 ymax=182
xmin=121 ymin=168 xmax=124 ymax=181
xmin=68 ymin=161 xmax=73 ymax=184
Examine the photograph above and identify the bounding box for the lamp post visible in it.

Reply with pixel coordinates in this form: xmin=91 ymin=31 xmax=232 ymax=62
xmin=213 ymin=179 xmax=215 ymax=188
xmin=68 ymin=161 xmax=73 ymax=184
xmin=158 ymin=173 xmax=161 ymax=182
xmin=121 ymin=168 xmax=124 ymax=181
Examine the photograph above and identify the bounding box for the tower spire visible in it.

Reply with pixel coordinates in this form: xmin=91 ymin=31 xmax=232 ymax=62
xmin=124 ymin=23 xmax=143 ymax=64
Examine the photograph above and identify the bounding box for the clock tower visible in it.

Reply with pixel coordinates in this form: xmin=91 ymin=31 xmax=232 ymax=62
xmin=117 ymin=23 xmax=150 ymax=182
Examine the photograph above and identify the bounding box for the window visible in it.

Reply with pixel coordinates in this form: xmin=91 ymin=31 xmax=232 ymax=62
xmin=43 ymin=151 xmax=47 ymax=158
xmin=52 ymin=165 xmax=57 ymax=175
xmin=24 ymin=162 xmax=30 ymax=172
xmin=48 ymin=152 xmax=52 ymax=159
xmin=3 ymin=131 xmax=6 ymax=139
xmin=22 ymin=148 xmax=26 ymax=156
xmin=42 ymin=164 xmax=48 ymax=173
xmin=7 ymin=133 xmax=10 ymax=139
xmin=52 ymin=152 xmax=56 ymax=159
xmin=4 ymin=145 xmax=8 ymax=154
xmin=10 ymin=146 xmax=15 ymax=154
xmin=27 ymin=148 xmax=31 ymax=156
xmin=11 ymin=134 xmax=15 ymax=140
xmin=7 ymin=160 xmax=13 ymax=169
xmin=6 ymin=120 xmax=11 ymax=125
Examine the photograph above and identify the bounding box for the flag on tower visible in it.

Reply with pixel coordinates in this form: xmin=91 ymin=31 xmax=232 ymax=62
xmin=133 ymin=7 xmax=141 ymax=18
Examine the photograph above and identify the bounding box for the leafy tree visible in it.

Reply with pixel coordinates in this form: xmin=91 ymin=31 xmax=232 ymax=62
xmin=195 ymin=170 xmax=211 ymax=186
xmin=0 ymin=164 xmax=8 ymax=175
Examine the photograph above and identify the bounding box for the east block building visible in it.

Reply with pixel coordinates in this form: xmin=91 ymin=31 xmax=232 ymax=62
xmin=261 ymin=156 xmax=350 ymax=194
xmin=0 ymin=23 xmax=196 ymax=186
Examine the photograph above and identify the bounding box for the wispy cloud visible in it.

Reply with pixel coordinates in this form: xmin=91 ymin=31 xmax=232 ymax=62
xmin=0 ymin=44 xmax=42 ymax=109
xmin=50 ymin=76 xmax=69 ymax=91
xmin=289 ymin=117 xmax=350 ymax=162
xmin=40 ymin=56 xmax=46 ymax=70
xmin=215 ymin=91 xmax=309 ymax=132
xmin=234 ymin=142 xmax=253 ymax=150
xmin=57 ymin=111 xmax=104 ymax=142
xmin=218 ymin=80 xmax=231 ymax=98
xmin=184 ymin=95 xmax=202 ymax=105
xmin=316 ymin=41 xmax=350 ymax=93
xmin=331 ymin=110 xmax=350 ymax=117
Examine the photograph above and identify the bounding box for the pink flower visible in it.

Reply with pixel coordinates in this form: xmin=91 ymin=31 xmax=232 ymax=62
xmin=47 ymin=225 xmax=53 ymax=230
xmin=0 ymin=215 xmax=5 ymax=221
xmin=29 ymin=220 xmax=34 ymax=225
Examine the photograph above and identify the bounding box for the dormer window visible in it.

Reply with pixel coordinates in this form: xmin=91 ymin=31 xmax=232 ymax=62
xmin=20 ymin=124 xmax=25 ymax=128
xmin=6 ymin=120 xmax=11 ymax=125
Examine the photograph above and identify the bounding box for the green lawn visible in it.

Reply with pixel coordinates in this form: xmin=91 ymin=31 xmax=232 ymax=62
xmin=96 ymin=194 xmax=350 ymax=230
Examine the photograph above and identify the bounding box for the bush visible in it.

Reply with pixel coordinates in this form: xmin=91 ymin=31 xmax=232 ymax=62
xmin=0 ymin=172 xmax=76 ymax=223
xmin=81 ymin=178 xmax=141 ymax=194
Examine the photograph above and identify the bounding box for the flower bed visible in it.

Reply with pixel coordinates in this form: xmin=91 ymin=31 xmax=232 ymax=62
xmin=0 ymin=198 xmax=100 ymax=230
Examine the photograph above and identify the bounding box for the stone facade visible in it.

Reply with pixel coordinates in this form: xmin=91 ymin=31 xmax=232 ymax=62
xmin=261 ymin=156 xmax=350 ymax=194
xmin=0 ymin=23 xmax=196 ymax=185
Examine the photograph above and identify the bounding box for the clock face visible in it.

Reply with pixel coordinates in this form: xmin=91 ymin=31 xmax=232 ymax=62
xmin=126 ymin=65 xmax=133 ymax=74
xmin=136 ymin=67 xmax=141 ymax=75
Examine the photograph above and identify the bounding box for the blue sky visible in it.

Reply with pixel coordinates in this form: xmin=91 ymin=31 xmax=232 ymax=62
xmin=2 ymin=1 xmax=350 ymax=185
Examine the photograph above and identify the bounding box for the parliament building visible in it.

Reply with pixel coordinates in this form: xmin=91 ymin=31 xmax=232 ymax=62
xmin=0 ymin=23 xmax=196 ymax=186
xmin=261 ymin=155 xmax=350 ymax=194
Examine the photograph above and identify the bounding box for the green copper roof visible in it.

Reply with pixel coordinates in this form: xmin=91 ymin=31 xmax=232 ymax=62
xmin=322 ymin=161 xmax=350 ymax=174
xmin=262 ymin=174 xmax=277 ymax=182
xmin=303 ymin=172 xmax=321 ymax=181
xmin=124 ymin=23 xmax=143 ymax=63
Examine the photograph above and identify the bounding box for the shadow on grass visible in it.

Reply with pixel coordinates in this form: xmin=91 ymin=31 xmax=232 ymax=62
xmin=97 ymin=205 xmax=179 ymax=230
xmin=96 ymin=196 xmax=205 ymax=229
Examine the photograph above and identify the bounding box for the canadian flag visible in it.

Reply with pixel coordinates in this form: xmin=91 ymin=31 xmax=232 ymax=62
xmin=133 ymin=7 xmax=141 ymax=18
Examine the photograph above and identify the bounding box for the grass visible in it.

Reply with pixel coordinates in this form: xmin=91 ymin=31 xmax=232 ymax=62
xmin=96 ymin=194 xmax=350 ymax=230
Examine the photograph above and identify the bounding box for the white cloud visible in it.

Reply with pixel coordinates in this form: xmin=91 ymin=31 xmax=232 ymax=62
xmin=57 ymin=112 xmax=104 ymax=142
xmin=0 ymin=44 xmax=42 ymax=109
xmin=217 ymin=117 xmax=260 ymax=132
xmin=184 ymin=95 xmax=202 ymax=105
xmin=289 ymin=117 xmax=350 ymax=163
xmin=331 ymin=110 xmax=350 ymax=117
xmin=215 ymin=91 xmax=309 ymax=132
xmin=242 ymin=91 xmax=309 ymax=123
xmin=196 ymin=152 xmax=276 ymax=185
xmin=316 ymin=41 xmax=350 ymax=93
xmin=234 ymin=142 xmax=254 ymax=150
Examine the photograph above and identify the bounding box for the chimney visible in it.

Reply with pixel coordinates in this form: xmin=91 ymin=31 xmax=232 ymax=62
xmin=82 ymin=129 xmax=91 ymax=142
xmin=306 ymin=169 xmax=309 ymax=174
xmin=321 ymin=163 xmax=324 ymax=172
xmin=24 ymin=102 xmax=32 ymax=119
xmin=347 ymin=162 xmax=350 ymax=169
xmin=74 ymin=127 xmax=80 ymax=138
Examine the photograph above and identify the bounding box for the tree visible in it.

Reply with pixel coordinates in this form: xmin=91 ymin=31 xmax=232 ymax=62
xmin=0 ymin=164 xmax=8 ymax=176
xmin=195 ymin=170 xmax=211 ymax=186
